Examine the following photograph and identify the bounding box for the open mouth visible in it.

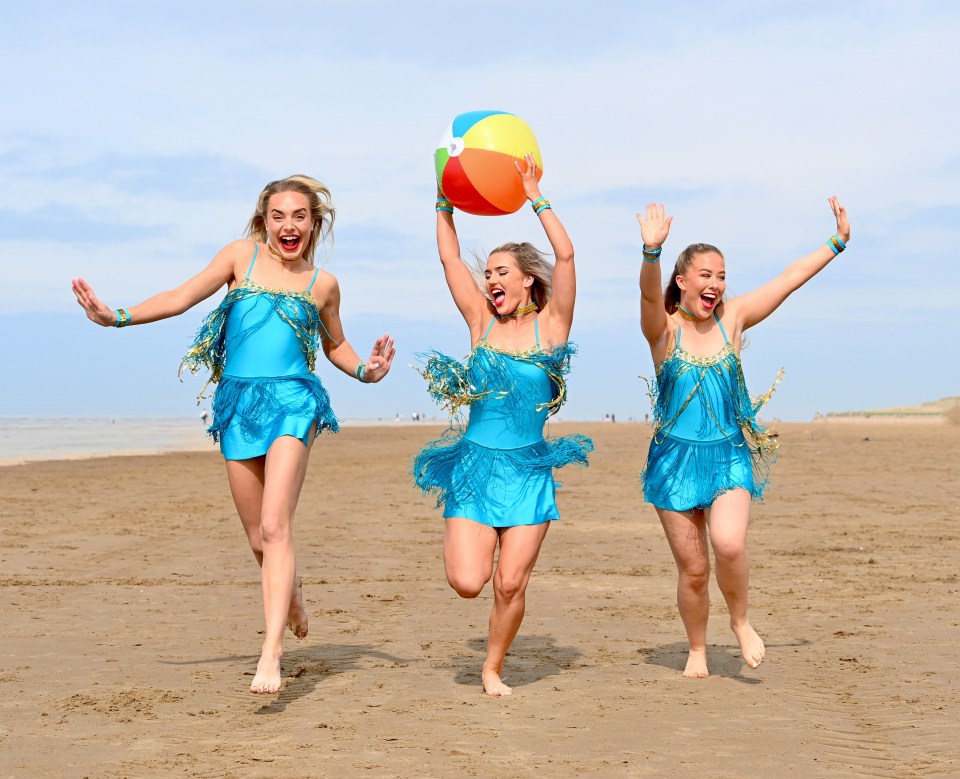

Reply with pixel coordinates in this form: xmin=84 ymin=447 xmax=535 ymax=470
xmin=701 ymin=293 xmax=717 ymax=310
xmin=279 ymin=235 xmax=301 ymax=252
xmin=491 ymin=288 xmax=506 ymax=307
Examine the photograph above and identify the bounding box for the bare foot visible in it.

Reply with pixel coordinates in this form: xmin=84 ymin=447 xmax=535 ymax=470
xmin=286 ymin=576 xmax=308 ymax=639
xmin=482 ymin=667 xmax=513 ymax=697
xmin=731 ymin=621 xmax=765 ymax=669
xmin=250 ymin=648 xmax=283 ymax=694
xmin=682 ymin=647 xmax=709 ymax=678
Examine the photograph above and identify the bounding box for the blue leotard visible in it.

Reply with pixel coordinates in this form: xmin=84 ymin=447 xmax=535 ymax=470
xmin=414 ymin=318 xmax=593 ymax=527
xmin=641 ymin=315 xmax=778 ymax=512
xmin=180 ymin=245 xmax=339 ymax=460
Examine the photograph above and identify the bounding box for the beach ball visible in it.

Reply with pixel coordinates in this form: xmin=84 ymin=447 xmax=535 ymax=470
xmin=435 ymin=110 xmax=543 ymax=216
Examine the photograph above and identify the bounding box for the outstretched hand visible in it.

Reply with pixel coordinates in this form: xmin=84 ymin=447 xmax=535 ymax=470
xmin=72 ymin=278 xmax=116 ymax=327
xmin=513 ymin=153 xmax=543 ymax=202
xmin=636 ymin=203 xmax=673 ymax=250
xmin=362 ymin=334 xmax=396 ymax=383
xmin=829 ymin=196 xmax=850 ymax=244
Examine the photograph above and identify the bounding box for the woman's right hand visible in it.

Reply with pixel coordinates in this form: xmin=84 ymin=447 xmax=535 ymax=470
xmin=72 ymin=278 xmax=117 ymax=327
xmin=636 ymin=202 xmax=673 ymax=250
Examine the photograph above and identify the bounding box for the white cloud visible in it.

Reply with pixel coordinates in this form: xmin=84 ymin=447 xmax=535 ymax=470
xmin=2 ymin=1 xmax=958 ymax=417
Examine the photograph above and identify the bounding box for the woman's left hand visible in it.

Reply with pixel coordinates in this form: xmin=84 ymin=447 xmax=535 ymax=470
xmin=362 ymin=334 xmax=396 ymax=383
xmin=829 ymin=196 xmax=850 ymax=244
xmin=514 ymin=153 xmax=543 ymax=202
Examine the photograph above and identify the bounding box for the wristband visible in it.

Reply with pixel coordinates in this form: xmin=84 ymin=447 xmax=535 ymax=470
xmin=435 ymin=199 xmax=454 ymax=213
xmin=531 ymin=198 xmax=551 ymax=215
xmin=826 ymin=235 xmax=847 ymax=255
xmin=355 ymin=362 xmax=366 ymax=382
xmin=642 ymin=245 xmax=662 ymax=264
xmin=114 ymin=308 xmax=130 ymax=327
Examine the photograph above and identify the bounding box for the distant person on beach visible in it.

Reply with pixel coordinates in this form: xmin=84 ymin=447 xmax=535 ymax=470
xmin=637 ymin=197 xmax=850 ymax=678
xmin=414 ymin=155 xmax=593 ymax=696
xmin=72 ymin=175 xmax=395 ymax=694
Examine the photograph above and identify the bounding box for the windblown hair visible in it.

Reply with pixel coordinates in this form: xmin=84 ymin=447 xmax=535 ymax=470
xmin=245 ymin=175 xmax=335 ymax=265
xmin=663 ymin=243 xmax=724 ymax=313
xmin=484 ymin=242 xmax=554 ymax=312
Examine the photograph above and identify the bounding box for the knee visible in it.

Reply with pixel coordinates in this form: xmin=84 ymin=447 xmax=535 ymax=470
xmin=680 ymin=565 xmax=710 ymax=594
xmin=493 ymin=572 xmax=527 ymax=603
xmin=446 ymin=570 xmax=488 ymax=599
xmin=260 ymin=513 xmax=291 ymax=545
xmin=711 ymin=537 xmax=746 ymax=565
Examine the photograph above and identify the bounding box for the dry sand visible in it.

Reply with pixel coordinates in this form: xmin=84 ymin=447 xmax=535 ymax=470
xmin=1 ymin=421 xmax=957 ymax=778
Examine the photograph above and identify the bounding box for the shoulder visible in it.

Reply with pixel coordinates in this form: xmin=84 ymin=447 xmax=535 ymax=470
xmin=215 ymin=239 xmax=257 ymax=271
xmin=221 ymin=238 xmax=257 ymax=259
xmin=309 ymin=267 xmax=340 ymax=307
xmin=535 ymin=306 xmax=571 ymax=346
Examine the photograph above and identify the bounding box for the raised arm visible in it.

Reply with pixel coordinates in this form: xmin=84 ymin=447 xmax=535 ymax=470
xmin=315 ymin=274 xmax=395 ymax=384
xmin=518 ymin=153 xmax=576 ymax=337
xmin=729 ymin=197 xmax=850 ymax=331
xmin=436 ymin=188 xmax=489 ymax=333
xmin=636 ymin=203 xmax=674 ymax=348
xmin=72 ymin=239 xmax=247 ymax=327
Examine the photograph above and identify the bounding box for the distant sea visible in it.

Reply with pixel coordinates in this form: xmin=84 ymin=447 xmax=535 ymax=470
xmin=0 ymin=416 xmax=442 ymax=466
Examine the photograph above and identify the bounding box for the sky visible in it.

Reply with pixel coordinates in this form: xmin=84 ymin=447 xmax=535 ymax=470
xmin=1 ymin=0 xmax=958 ymax=422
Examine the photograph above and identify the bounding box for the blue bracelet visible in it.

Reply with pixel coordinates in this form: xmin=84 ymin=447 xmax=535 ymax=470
xmin=642 ymin=245 xmax=662 ymax=263
xmin=355 ymin=362 xmax=366 ymax=382
xmin=531 ymin=198 xmax=551 ymax=215
xmin=827 ymin=235 xmax=846 ymax=255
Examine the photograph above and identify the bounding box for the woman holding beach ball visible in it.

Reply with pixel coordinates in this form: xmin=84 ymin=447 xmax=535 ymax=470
xmin=637 ymin=196 xmax=850 ymax=678
xmin=414 ymin=151 xmax=593 ymax=696
xmin=72 ymin=176 xmax=395 ymax=694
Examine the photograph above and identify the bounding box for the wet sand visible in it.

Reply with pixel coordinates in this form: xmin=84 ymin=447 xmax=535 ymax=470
xmin=1 ymin=421 xmax=957 ymax=778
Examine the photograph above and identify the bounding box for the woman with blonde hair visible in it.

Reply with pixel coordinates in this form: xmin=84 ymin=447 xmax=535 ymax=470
xmin=73 ymin=175 xmax=395 ymax=694
xmin=415 ymin=156 xmax=592 ymax=696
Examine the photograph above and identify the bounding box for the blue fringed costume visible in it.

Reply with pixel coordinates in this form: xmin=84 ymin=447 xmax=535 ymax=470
xmin=180 ymin=245 xmax=339 ymax=460
xmin=414 ymin=318 xmax=593 ymax=527
xmin=641 ymin=315 xmax=781 ymax=512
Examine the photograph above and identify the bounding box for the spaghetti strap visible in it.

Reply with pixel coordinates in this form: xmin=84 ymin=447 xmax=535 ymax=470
xmin=481 ymin=317 xmax=497 ymax=341
xmin=244 ymin=244 xmax=259 ymax=280
xmin=714 ymin=313 xmax=730 ymax=345
xmin=306 ymin=267 xmax=321 ymax=292
xmin=534 ymin=317 xmax=540 ymax=347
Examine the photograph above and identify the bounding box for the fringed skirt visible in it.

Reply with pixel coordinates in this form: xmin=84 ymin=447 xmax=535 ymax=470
xmin=641 ymin=431 xmax=766 ymax=512
xmin=209 ymin=373 xmax=339 ymax=461
xmin=413 ymin=430 xmax=593 ymax=527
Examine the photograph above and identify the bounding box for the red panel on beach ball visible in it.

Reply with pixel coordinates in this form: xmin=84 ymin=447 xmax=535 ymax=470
xmin=434 ymin=110 xmax=543 ymax=216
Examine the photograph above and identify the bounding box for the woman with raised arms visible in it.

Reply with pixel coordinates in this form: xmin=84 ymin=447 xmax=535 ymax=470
xmin=414 ymin=156 xmax=593 ymax=696
xmin=637 ymin=197 xmax=850 ymax=677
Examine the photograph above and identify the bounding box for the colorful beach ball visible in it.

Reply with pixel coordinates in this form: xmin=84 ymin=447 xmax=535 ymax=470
xmin=435 ymin=110 xmax=543 ymax=216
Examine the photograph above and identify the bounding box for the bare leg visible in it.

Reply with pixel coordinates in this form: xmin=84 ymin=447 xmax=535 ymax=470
xmin=226 ymin=458 xmax=309 ymax=640
xmin=483 ymin=522 xmax=551 ymax=696
xmin=658 ymin=508 xmax=711 ymax=678
xmin=225 ymin=435 xmax=312 ymax=694
xmin=443 ymin=517 xmax=498 ymax=598
xmin=707 ymin=489 xmax=765 ymax=669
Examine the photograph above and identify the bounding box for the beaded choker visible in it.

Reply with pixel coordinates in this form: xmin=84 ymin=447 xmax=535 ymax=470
xmin=676 ymin=304 xmax=708 ymax=322
xmin=504 ymin=302 xmax=538 ymax=318
xmin=267 ymin=243 xmax=299 ymax=264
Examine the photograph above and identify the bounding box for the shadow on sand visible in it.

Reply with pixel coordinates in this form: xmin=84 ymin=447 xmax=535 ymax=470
xmin=162 ymin=643 xmax=410 ymax=713
xmin=636 ymin=638 xmax=812 ymax=685
xmin=448 ymin=634 xmax=583 ymax=691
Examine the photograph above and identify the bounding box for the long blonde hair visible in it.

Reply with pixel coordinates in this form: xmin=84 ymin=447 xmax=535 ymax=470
xmin=245 ymin=175 xmax=335 ymax=265
xmin=485 ymin=242 xmax=554 ymax=311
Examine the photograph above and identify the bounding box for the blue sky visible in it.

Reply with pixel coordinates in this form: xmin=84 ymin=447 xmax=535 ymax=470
xmin=2 ymin=0 xmax=958 ymax=421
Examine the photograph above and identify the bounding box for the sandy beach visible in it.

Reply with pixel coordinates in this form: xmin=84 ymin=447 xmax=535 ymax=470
xmin=1 ymin=420 xmax=957 ymax=778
